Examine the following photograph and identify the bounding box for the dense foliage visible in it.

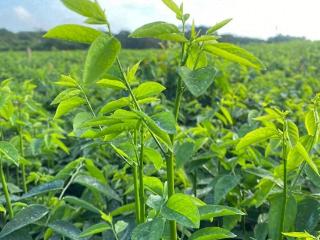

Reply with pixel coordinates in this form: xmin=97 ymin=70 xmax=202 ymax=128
xmin=1 ymin=0 xmax=320 ymax=240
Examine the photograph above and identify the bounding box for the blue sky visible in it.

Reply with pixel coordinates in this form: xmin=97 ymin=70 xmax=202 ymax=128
xmin=1 ymin=0 xmax=320 ymax=40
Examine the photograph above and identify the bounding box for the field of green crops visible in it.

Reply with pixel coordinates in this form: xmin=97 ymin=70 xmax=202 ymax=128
xmin=2 ymin=0 xmax=320 ymax=239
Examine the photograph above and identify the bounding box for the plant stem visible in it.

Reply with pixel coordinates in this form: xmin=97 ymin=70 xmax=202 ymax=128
xmin=193 ymin=171 xmax=197 ymax=197
xmin=279 ymin=120 xmax=288 ymax=240
xmin=59 ymin=162 xmax=83 ymax=200
xmin=0 ymin=159 xmax=14 ymax=219
xmin=133 ymin=165 xmax=141 ymax=224
xmin=166 ymin=19 xmax=189 ymax=240
xmin=132 ymin=130 xmax=141 ymax=224
xmin=18 ymin=122 xmax=27 ymax=193
xmin=138 ymin=126 xmax=145 ymax=223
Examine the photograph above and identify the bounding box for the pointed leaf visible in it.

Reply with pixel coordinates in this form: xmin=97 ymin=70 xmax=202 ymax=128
xmin=133 ymin=82 xmax=166 ymax=100
xmin=199 ymin=205 xmax=245 ymax=220
xmin=20 ymin=180 xmax=64 ymax=200
xmin=0 ymin=205 xmax=48 ymax=238
xmin=236 ymin=127 xmax=278 ymax=150
xmin=205 ymin=43 xmax=263 ymax=69
xmin=54 ymin=96 xmax=85 ymax=119
xmin=189 ymin=227 xmax=236 ymax=240
xmin=83 ymin=35 xmax=121 ymax=83
xmin=44 ymin=24 xmax=101 ymax=44
xmin=130 ymin=21 xmax=187 ymax=42
xmin=207 ymin=18 xmax=233 ymax=34
xmin=178 ymin=66 xmax=217 ymax=97
xmin=49 ymin=220 xmax=81 ymax=240
xmin=0 ymin=141 xmax=19 ymax=166
xmin=131 ymin=218 xmax=166 ymax=240
xmin=161 ymin=193 xmax=200 ymax=228
xmin=79 ymin=223 xmax=111 ymax=238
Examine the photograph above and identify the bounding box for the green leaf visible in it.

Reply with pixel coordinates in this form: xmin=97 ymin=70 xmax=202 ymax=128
xmin=79 ymin=223 xmax=111 ymax=238
xmin=151 ymin=111 xmax=176 ymax=134
xmin=175 ymin=142 xmax=195 ymax=168
xmin=189 ymin=227 xmax=236 ymax=240
xmin=295 ymin=198 xmax=320 ymax=232
xmin=49 ymin=220 xmax=81 ymax=240
xmin=54 ymin=96 xmax=85 ymax=119
xmin=282 ymin=232 xmax=315 ymax=239
xmin=43 ymin=24 xmax=101 ymax=44
xmin=64 ymin=195 xmax=100 ymax=214
xmin=305 ymin=111 xmax=317 ymax=136
xmin=207 ymin=18 xmax=233 ymax=34
xmin=131 ymin=218 xmax=166 ymax=240
xmin=20 ymin=180 xmax=64 ymax=200
xmin=144 ymin=147 xmax=163 ymax=170
xmin=186 ymin=44 xmax=208 ymax=70
xmin=96 ymin=79 xmax=126 ymax=90
xmin=0 ymin=229 xmax=32 ymax=240
xmin=178 ymin=66 xmax=217 ymax=97
xmin=295 ymin=142 xmax=319 ymax=175
xmin=268 ymin=194 xmax=297 ymax=240
xmin=143 ymin=176 xmax=163 ymax=195
xmin=85 ymin=159 xmax=106 ymax=183
xmin=136 ymin=111 xmax=172 ymax=149
xmin=51 ymin=89 xmax=81 ymax=105
xmin=130 ymin=21 xmax=187 ymax=42
xmin=127 ymin=61 xmax=141 ymax=83
xmin=133 ymin=82 xmax=166 ymax=100
xmin=161 ymin=0 xmax=182 ymax=18
xmin=161 ymin=193 xmax=200 ymax=228
xmin=214 ymin=175 xmax=240 ymax=204
xmin=61 ymin=0 xmax=106 ymax=23
xmin=99 ymin=97 xmax=130 ymax=114
xmin=114 ymin=220 xmax=128 ymax=234
xmin=0 ymin=205 xmax=48 ymax=238
xmin=55 ymin=75 xmax=78 ymax=87
xmin=54 ymin=158 xmax=83 ymax=180
xmin=83 ymin=35 xmax=121 ymax=83
xmin=199 ymin=205 xmax=245 ymax=220
xmin=204 ymin=43 xmax=263 ymax=70
xmin=74 ymin=174 xmax=121 ymax=202
xmin=95 ymin=121 xmax=138 ymax=138
xmin=110 ymin=202 xmax=135 ymax=217
xmin=236 ymin=127 xmax=278 ymax=150
xmin=0 ymin=141 xmax=19 ymax=166
xmin=287 ymin=120 xmax=299 ymax=146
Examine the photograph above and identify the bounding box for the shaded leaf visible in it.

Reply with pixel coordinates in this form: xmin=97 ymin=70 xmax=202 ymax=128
xmin=0 ymin=205 xmax=48 ymax=238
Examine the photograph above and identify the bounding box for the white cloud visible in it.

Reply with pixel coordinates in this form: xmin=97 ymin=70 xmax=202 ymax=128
xmin=14 ymin=6 xmax=33 ymax=21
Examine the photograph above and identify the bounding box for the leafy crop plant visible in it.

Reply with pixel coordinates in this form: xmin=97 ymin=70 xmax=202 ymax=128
xmin=0 ymin=0 xmax=268 ymax=239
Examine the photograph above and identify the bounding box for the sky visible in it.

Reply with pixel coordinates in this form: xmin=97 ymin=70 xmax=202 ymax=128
xmin=0 ymin=0 xmax=320 ymax=40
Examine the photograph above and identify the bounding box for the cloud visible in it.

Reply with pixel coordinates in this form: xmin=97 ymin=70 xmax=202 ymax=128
xmin=13 ymin=6 xmax=33 ymax=21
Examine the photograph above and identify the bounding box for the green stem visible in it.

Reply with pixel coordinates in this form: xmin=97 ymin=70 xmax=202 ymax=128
xmin=193 ymin=171 xmax=197 ymax=197
xmin=133 ymin=165 xmax=141 ymax=224
xmin=279 ymin=120 xmax=288 ymax=240
xmin=166 ymin=19 xmax=189 ymax=240
xmin=111 ymin=222 xmax=120 ymax=240
xmin=132 ymin=130 xmax=141 ymax=224
xmin=59 ymin=162 xmax=83 ymax=200
xmin=138 ymin=126 xmax=145 ymax=223
xmin=18 ymin=122 xmax=27 ymax=193
xmin=0 ymin=159 xmax=14 ymax=219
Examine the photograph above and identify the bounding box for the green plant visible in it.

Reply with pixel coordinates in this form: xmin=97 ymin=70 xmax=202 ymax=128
xmin=42 ymin=0 xmax=263 ymax=239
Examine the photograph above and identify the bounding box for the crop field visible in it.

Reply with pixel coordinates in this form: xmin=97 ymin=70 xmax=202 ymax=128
xmin=1 ymin=0 xmax=320 ymax=240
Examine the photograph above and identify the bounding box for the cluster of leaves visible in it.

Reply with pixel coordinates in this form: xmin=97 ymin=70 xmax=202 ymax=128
xmin=1 ymin=0 xmax=320 ymax=240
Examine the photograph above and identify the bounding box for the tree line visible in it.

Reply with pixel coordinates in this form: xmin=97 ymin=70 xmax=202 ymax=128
xmin=0 ymin=27 xmax=306 ymax=51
